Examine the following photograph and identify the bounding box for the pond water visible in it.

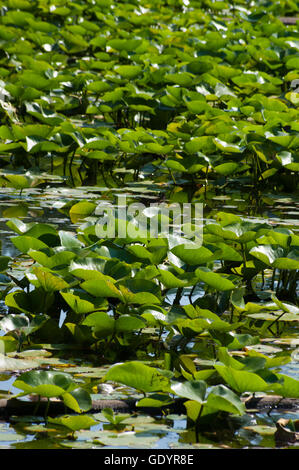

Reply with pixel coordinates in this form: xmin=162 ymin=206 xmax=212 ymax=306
xmin=0 ymin=185 xmax=298 ymax=449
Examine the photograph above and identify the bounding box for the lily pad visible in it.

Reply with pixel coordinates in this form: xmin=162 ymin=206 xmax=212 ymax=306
xmin=104 ymin=361 xmax=170 ymax=394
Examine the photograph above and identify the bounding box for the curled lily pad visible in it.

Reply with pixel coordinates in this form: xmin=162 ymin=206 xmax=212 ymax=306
xmin=13 ymin=370 xmax=92 ymax=413
xmin=0 ymin=314 xmax=48 ymax=337
xmin=195 ymin=268 xmax=236 ymax=291
xmin=104 ymin=361 xmax=170 ymax=394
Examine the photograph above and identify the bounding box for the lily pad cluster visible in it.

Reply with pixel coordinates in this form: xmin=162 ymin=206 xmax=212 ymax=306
xmin=0 ymin=0 xmax=298 ymax=191
xmin=0 ymin=203 xmax=298 ymax=429
xmin=0 ymin=0 xmax=298 ymax=447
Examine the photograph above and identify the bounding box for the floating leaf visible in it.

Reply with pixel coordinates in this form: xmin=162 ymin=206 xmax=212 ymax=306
xmin=214 ymin=138 xmax=244 ymax=153
xmin=171 ymin=246 xmax=213 ymax=266
xmin=195 ymin=268 xmax=236 ymax=291
xmin=62 ymin=388 xmax=92 ymax=413
xmin=214 ymin=162 xmax=240 ymax=176
xmin=13 ymin=370 xmax=91 ymax=412
xmin=249 ymin=245 xmax=284 ymax=266
xmin=11 ymin=236 xmax=49 ymax=253
xmin=60 ymin=290 xmax=100 ymax=314
xmin=105 ymin=361 xmax=170 ymax=393
xmin=81 ymin=279 xmax=121 ymax=299
xmin=31 ymin=267 xmax=69 ymax=292
xmin=0 ymin=353 xmax=38 ymax=371
xmin=214 ymin=365 xmax=270 ymax=393
xmin=137 ymin=394 xmax=174 ymax=408
xmin=171 ymin=380 xmax=206 ymax=404
xmin=69 ymin=201 xmax=96 ymax=223
xmin=82 ymin=312 xmax=115 ymax=338
xmin=114 ymin=65 xmax=142 ymax=79
xmin=272 ymin=374 xmax=299 ymax=398
xmin=206 ymin=385 xmax=246 ymax=415
xmin=48 ymin=415 xmax=96 ymax=432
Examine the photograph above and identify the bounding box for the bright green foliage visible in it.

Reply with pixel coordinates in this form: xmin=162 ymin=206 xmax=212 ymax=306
xmin=0 ymin=0 xmax=298 ymax=447
xmin=0 ymin=0 xmax=297 ymax=190
xmin=105 ymin=361 xmax=171 ymax=393
xmin=13 ymin=370 xmax=92 ymax=413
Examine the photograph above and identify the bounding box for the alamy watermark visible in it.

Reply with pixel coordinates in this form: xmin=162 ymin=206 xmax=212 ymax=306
xmin=94 ymin=195 xmax=203 ymax=248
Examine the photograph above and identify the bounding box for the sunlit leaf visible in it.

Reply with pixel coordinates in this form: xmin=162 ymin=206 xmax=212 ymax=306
xmin=171 ymin=380 xmax=206 ymax=403
xmin=105 ymin=361 xmax=170 ymax=393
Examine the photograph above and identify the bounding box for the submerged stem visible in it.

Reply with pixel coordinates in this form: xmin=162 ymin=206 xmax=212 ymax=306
xmin=33 ymin=395 xmax=41 ymax=416
xmin=195 ymin=404 xmax=204 ymax=442
xmin=44 ymin=398 xmax=50 ymax=422
xmin=241 ymin=243 xmax=247 ymax=271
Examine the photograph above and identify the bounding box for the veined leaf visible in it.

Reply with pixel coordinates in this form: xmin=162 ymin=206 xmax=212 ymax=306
xmin=105 ymin=361 xmax=170 ymax=393
xmin=195 ymin=268 xmax=236 ymax=291
xmin=171 ymin=380 xmax=207 ymax=404
xmin=81 ymin=279 xmax=121 ymax=299
xmin=214 ymin=365 xmax=270 ymax=393
xmin=31 ymin=267 xmax=69 ymax=292
xmin=206 ymin=385 xmax=246 ymax=415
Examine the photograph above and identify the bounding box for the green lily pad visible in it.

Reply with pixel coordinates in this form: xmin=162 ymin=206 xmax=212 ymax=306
xmin=214 ymin=365 xmax=270 ymax=393
xmin=13 ymin=370 xmax=92 ymax=412
xmin=11 ymin=236 xmax=49 ymax=253
xmin=195 ymin=268 xmax=236 ymax=291
xmin=206 ymin=385 xmax=246 ymax=415
xmin=104 ymin=361 xmax=170 ymax=394
xmin=93 ymin=430 xmax=160 ymax=448
xmin=171 ymin=380 xmax=206 ymax=404
xmin=0 ymin=353 xmax=39 ymax=371
xmin=48 ymin=415 xmax=97 ymax=432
